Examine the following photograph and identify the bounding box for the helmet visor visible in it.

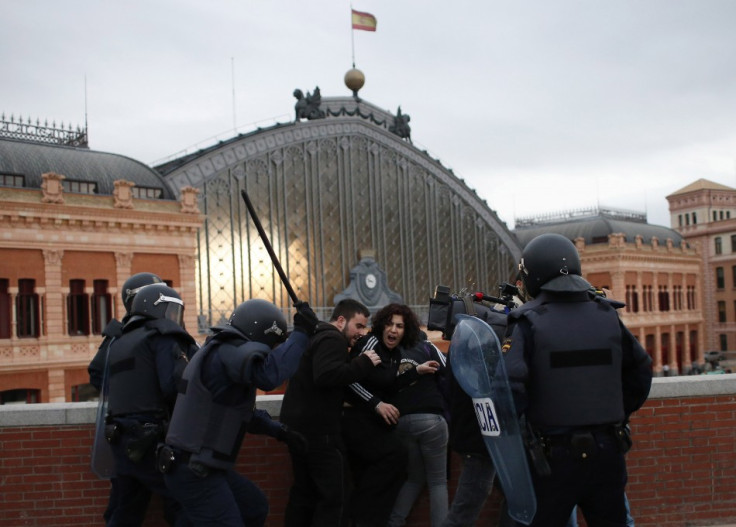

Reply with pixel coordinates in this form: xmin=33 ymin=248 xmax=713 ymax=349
xmin=153 ymin=293 xmax=184 ymax=327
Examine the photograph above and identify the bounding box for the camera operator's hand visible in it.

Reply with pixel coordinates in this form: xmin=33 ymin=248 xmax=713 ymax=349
xmin=293 ymin=301 xmax=319 ymax=335
xmin=362 ymin=350 xmax=381 ymax=366
xmin=417 ymin=360 xmax=439 ymax=375
xmin=375 ymin=401 xmax=400 ymax=426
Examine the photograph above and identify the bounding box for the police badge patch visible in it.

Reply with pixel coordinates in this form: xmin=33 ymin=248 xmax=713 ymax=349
xmin=502 ymin=338 xmax=512 ymax=353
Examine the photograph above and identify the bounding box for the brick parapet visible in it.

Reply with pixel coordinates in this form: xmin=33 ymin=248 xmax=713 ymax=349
xmin=1 ymin=376 xmax=735 ymax=526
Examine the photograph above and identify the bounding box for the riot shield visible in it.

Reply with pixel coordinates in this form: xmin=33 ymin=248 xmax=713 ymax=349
xmin=90 ymin=341 xmax=116 ymax=479
xmin=449 ymin=314 xmax=536 ymax=525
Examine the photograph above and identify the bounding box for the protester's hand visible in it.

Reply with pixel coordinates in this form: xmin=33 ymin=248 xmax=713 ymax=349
xmin=417 ymin=360 xmax=439 ymax=375
xmin=363 ymin=350 xmax=381 ymax=366
xmin=375 ymin=402 xmax=400 ymax=426
xmin=293 ymin=302 xmax=319 ymax=335
xmin=278 ymin=426 xmax=308 ymax=454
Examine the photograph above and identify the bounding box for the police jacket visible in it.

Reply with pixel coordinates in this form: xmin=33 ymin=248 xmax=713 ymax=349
xmin=281 ymin=321 xmax=376 ymax=436
xmin=88 ymin=318 xmax=125 ymax=391
xmin=166 ymin=325 xmax=308 ymax=470
xmin=387 ymin=340 xmax=448 ymax=418
xmin=107 ymin=317 xmax=197 ymax=419
xmin=505 ymin=290 xmax=652 ymax=432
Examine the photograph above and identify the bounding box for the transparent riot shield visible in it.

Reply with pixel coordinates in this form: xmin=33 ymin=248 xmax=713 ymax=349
xmin=449 ymin=314 xmax=536 ymax=525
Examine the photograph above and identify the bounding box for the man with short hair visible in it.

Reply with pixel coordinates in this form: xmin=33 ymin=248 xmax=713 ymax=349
xmin=281 ymin=299 xmax=381 ymax=527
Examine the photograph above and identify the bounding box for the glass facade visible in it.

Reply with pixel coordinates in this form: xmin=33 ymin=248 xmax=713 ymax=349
xmin=163 ymin=101 xmax=521 ymax=326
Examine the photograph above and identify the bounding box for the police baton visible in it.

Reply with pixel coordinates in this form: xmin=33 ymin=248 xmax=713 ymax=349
xmin=240 ymin=189 xmax=300 ymax=305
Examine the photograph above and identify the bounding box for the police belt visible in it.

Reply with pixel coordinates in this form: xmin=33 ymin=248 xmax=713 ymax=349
xmin=537 ymin=423 xmax=630 ymax=458
xmin=538 ymin=423 xmax=618 ymax=442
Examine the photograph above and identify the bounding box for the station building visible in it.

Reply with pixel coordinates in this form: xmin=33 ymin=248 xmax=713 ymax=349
xmin=0 ymin=117 xmax=203 ymax=403
xmin=667 ymin=178 xmax=736 ymax=356
xmin=514 ymin=207 xmax=704 ymax=376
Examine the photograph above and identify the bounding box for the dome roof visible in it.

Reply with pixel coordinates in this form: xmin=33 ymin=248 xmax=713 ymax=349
xmin=514 ymin=208 xmax=685 ymax=248
xmin=0 ymin=137 xmax=175 ymax=198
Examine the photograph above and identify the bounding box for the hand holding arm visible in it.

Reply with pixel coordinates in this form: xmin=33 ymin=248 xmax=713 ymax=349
xmin=375 ymin=401 xmax=400 ymax=426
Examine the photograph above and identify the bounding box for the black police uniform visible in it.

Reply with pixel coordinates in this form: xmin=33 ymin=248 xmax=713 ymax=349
xmin=106 ymin=316 xmax=197 ymax=527
xmin=89 ymin=316 xmax=159 ymax=525
xmin=505 ymin=289 xmax=652 ymax=527
xmin=162 ymin=324 xmax=310 ymax=527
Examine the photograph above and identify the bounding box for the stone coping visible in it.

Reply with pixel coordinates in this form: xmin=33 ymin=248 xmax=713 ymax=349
xmin=1 ymin=376 xmax=734 ymax=428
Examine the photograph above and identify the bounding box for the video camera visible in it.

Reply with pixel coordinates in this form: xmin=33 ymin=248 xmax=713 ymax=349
xmin=427 ymin=282 xmax=519 ymax=340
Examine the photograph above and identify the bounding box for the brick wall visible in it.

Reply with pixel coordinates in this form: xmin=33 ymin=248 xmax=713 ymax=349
xmin=1 ymin=377 xmax=735 ymax=527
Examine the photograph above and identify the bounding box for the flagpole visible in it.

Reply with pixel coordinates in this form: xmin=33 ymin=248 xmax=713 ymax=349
xmin=350 ymin=5 xmax=356 ymax=67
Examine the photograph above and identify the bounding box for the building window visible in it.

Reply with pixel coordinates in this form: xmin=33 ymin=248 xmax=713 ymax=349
xmin=673 ymin=285 xmax=682 ymax=311
xmin=67 ymin=279 xmax=90 ymax=336
xmin=720 ymin=334 xmax=728 ymax=351
xmin=715 ymin=237 xmax=722 ymax=255
xmin=686 ymin=285 xmax=696 ymax=310
xmin=625 ymin=285 xmax=639 ymax=313
xmin=732 ymin=235 xmax=736 ymax=253
xmin=642 ymin=285 xmax=654 ymax=312
xmin=0 ymin=279 xmax=10 ymax=339
xmin=0 ymin=389 xmax=40 ymax=405
xmin=91 ymin=280 xmax=112 ymax=335
xmin=62 ymin=180 xmax=97 ymax=194
xmin=717 ymin=267 xmax=725 ymax=289
xmin=71 ymin=383 xmax=98 ymax=402
xmin=685 ymin=214 xmax=690 ymax=226
xmin=713 ymin=211 xmax=718 ymax=222
xmin=692 ymin=212 xmax=697 ymax=224
xmin=131 ymin=186 xmax=163 ymax=199
xmin=678 ymin=214 xmax=682 ymax=227
xmin=0 ymin=173 xmax=24 ymax=187
xmin=658 ymin=286 xmax=670 ymax=312
xmin=718 ymin=301 xmax=726 ymax=323
xmin=16 ymin=279 xmax=40 ymax=338
xmin=720 ymin=210 xmax=725 ymax=220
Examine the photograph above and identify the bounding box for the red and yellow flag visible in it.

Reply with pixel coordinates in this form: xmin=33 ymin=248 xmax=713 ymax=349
xmin=351 ymin=9 xmax=377 ymax=32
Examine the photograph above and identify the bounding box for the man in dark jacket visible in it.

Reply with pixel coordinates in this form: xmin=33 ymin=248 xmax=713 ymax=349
xmin=505 ymin=233 xmax=652 ymax=526
xmin=281 ymin=299 xmax=379 ymax=527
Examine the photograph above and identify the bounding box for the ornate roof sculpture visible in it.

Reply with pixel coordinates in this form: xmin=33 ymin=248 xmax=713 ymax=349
xmin=157 ymin=87 xmax=521 ymax=324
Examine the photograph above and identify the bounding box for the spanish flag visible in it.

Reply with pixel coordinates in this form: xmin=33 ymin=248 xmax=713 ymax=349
xmin=352 ymin=9 xmax=377 ymax=32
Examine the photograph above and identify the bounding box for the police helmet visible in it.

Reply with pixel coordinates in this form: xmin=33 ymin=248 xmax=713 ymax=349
xmin=227 ymin=299 xmax=287 ymax=348
xmin=519 ymin=233 xmax=591 ymax=298
xmin=122 ymin=272 xmax=163 ymax=312
xmin=130 ymin=283 xmax=184 ymax=327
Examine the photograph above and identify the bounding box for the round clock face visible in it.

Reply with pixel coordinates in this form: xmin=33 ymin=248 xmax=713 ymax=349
xmin=365 ymin=273 xmax=377 ymax=289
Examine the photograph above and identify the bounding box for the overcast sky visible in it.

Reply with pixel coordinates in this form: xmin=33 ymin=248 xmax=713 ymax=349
xmin=4 ymin=1 xmax=736 ymax=229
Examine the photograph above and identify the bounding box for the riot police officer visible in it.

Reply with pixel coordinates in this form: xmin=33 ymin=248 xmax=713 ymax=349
xmin=106 ymin=283 xmax=198 ymax=526
xmin=504 ymin=233 xmax=652 ymax=527
xmin=89 ymin=272 xmax=164 ymax=524
xmin=161 ymin=298 xmax=318 ymax=527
